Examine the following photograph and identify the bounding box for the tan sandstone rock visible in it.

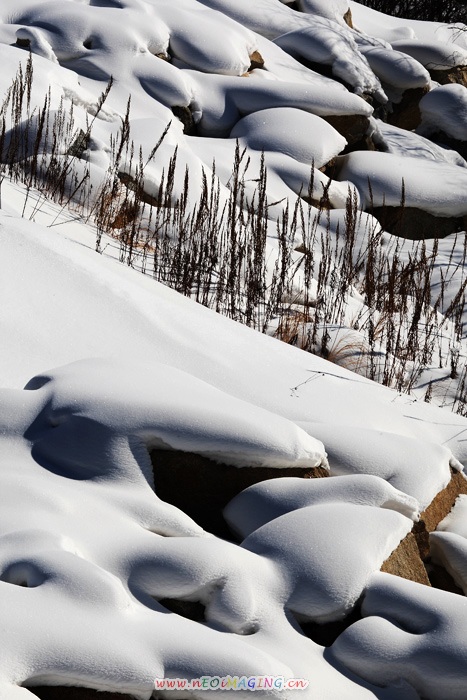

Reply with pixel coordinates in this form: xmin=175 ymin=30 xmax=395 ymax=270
xmin=381 ymin=532 xmax=431 ymax=586
xmin=343 ymin=8 xmax=353 ymax=28
xmin=381 ymin=469 xmax=467 ymax=590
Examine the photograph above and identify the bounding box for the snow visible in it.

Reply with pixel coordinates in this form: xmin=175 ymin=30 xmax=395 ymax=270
xmin=242 ymin=503 xmax=413 ymax=623
xmin=330 ymin=572 xmax=467 ymax=700
xmin=374 ymin=120 xmax=467 ymax=167
xmin=294 ymin=424 xmax=459 ymax=510
xmin=336 ymin=150 xmax=467 ymax=216
xmin=358 ymin=45 xmax=430 ymax=91
xmin=349 ymin=1 xmax=467 ymax=48
xmin=391 ymin=38 xmax=467 ymax=70
xmin=273 ymin=20 xmax=386 ymax=99
xmin=225 ymin=473 xmax=420 ymax=540
xmin=431 ymin=493 xmax=467 ymax=593
xmin=189 ymin=70 xmax=373 ymax=137
xmin=1 ymin=0 xmax=467 ymax=698
xmin=22 ymin=357 xmax=327 ymax=470
xmin=1 ymin=202 xmax=466 ymax=696
xmin=229 ymin=107 xmax=347 ymax=168
xmin=299 ymin=0 xmax=349 ymax=22
xmin=419 ymin=83 xmax=467 ymax=141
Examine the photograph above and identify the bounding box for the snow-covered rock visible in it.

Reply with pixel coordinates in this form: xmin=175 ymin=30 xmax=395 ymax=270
xmin=419 ymin=83 xmax=467 ymax=142
xmin=330 ymin=572 xmax=467 ymax=700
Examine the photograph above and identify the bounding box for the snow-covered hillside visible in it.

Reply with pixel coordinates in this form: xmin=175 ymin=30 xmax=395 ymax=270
xmin=2 ymin=1 xmax=467 ymax=699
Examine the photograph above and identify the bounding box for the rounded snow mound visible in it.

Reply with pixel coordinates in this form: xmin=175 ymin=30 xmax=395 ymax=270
xmin=392 ymin=38 xmax=467 ymax=70
xmin=299 ymin=0 xmax=350 ymax=23
xmin=336 ymin=150 xmax=467 ymax=217
xmin=419 ymin=83 xmax=467 ymax=142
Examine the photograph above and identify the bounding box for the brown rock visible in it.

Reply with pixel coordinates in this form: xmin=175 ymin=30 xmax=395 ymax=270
xmin=413 ymin=469 xmax=467 ymax=560
xmin=420 ymin=469 xmax=467 ymax=534
xmin=109 ymin=199 xmax=140 ymax=230
xmin=249 ymin=50 xmax=264 ymax=71
xmin=155 ymin=52 xmax=170 ymax=61
xmin=66 ymin=129 xmax=89 ymax=159
xmin=16 ymin=37 xmax=31 ymax=49
xmin=171 ymin=105 xmax=197 ymax=135
xmin=430 ymin=65 xmax=467 ymax=88
xmin=343 ymin=8 xmax=353 ymax=28
xmin=380 ymin=470 xmax=467 ymax=591
xmin=388 ymin=85 xmax=430 ymax=131
xmin=117 ymin=171 xmax=160 ymax=208
xmin=381 ymin=532 xmax=431 ymax=586
xmin=150 ymin=448 xmax=328 ymax=538
xmin=322 ymin=114 xmax=370 ymax=148
xmin=371 ymin=205 xmax=465 ymax=240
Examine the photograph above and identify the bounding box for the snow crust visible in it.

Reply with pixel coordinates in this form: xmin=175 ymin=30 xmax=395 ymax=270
xmin=273 ymin=20 xmax=386 ymax=99
xmin=242 ymin=502 xmax=413 ymax=623
xmin=358 ymin=45 xmax=430 ymax=91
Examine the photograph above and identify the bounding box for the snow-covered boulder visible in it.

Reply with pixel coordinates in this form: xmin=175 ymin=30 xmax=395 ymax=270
xmin=230 ymin=107 xmax=347 ymax=168
xmin=273 ymin=20 xmax=386 ymax=100
xmin=418 ymin=83 xmax=467 ymax=160
xmin=335 ymin=150 xmax=467 ymax=237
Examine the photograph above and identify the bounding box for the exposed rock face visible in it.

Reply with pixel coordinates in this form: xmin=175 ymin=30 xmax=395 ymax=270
xmin=418 ymin=469 xmax=467 ymax=538
xmin=381 ymin=469 xmax=467 ymax=591
xmin=387 ymin=86 xmax=429 ymax=131
xmin=322 ymin=114 xmax=370 ymax=148
xmin=151 ymin=448 xmax=328 ymax=538
xmin=117 ymin=171 xmax=160 ymax=207
xmin=248 ymin=50 xmax=264 ymax=71
xmin=371 ymin=205 xmax=465 ymax=240
xmin=66 ymin=129 xmax=89 ymax=159
xmin=381 ymin=532 xmax=431 ymax=586
xmin=430 ymin=65 xmax=467 ymax=87
xmin=343 ymin=8 xmax=353 ymax=28
xmin=171 ymin=105 xmax=197 ymax=135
